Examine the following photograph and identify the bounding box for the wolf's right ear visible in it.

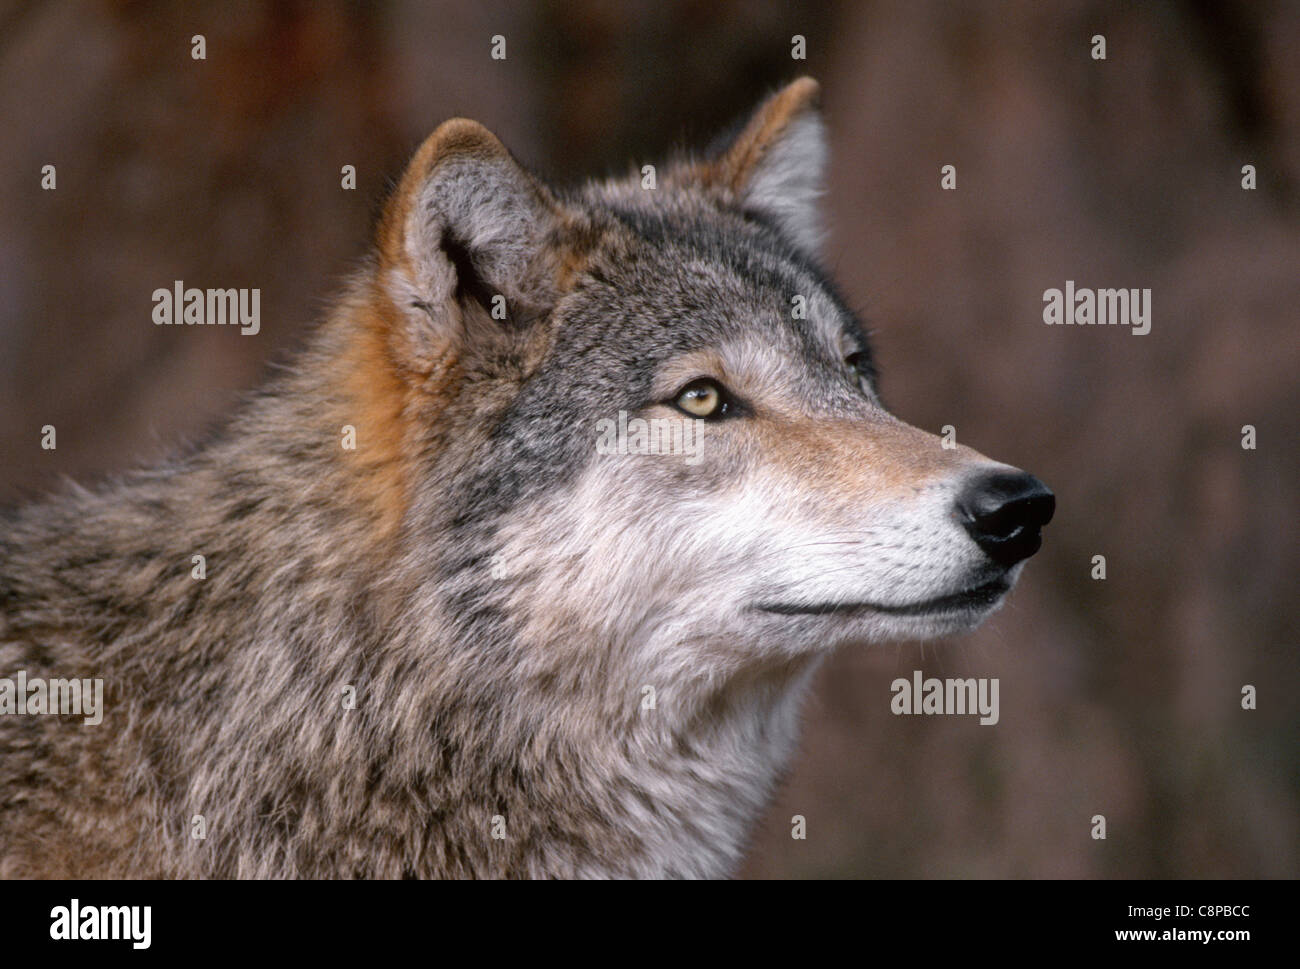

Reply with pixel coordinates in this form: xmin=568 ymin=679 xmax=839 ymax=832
xmin=374 ymin=120 xmax=561 ymax=369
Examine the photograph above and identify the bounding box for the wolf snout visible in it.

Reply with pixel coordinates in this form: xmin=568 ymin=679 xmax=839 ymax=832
xmin=955 ymin=470 xmax=1055 ymax=568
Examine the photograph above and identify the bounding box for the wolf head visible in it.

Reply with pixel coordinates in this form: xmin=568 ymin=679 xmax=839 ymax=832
xmin=359 ymin=77 xmax=1053 ymax=680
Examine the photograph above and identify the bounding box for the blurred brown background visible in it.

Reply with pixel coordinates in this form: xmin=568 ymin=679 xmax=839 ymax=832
xmin=1 ymin=0 xmax=1296 ymax=877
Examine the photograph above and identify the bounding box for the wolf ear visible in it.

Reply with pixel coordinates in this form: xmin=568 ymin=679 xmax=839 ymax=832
xmin=695 ymin=77 xmax=827 ymax=255
xmin=375 ymin=119 xmax=560 ymax=367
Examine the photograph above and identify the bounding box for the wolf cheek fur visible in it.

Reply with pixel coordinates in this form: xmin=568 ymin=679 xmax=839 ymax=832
xmin=0 ymin=77 xmax=1051 ymax=879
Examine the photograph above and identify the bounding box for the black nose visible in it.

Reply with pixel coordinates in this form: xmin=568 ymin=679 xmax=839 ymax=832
xmin=955 ymin=471 xmax=1055 ymax=568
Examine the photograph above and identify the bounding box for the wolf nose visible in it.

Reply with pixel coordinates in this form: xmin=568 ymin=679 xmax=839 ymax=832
xmin=956 ymin=471 xmax=1055 ymax=568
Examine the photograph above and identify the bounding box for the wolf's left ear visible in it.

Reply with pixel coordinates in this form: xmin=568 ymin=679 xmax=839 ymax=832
xmin=374 ymin=119 xmax=562 ymax=369
xmin=693 ymin=77 xmax=827 ymax=255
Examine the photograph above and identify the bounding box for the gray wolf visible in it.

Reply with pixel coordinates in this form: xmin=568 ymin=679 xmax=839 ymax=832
xmin=0 ymin=77 xmax=1053 ymax=878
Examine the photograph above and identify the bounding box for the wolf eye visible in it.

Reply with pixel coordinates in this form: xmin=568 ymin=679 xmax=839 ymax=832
xmin=845 ymin=351 xmax=874 ymax=394
xmin=673 ymin=378 xmax=732 ymax=419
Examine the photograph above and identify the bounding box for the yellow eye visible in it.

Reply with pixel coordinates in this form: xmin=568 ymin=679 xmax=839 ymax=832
xmin=674 ymin=379 xmax=726 ymax=418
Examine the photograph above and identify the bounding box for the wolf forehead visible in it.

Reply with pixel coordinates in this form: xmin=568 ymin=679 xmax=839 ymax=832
xmin=542 ymin=195 xmax=873 ymax=391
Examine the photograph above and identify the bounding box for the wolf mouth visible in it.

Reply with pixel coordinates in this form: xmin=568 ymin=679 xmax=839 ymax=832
xmin=756 ymin=578 xmax=1011 ymax=618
